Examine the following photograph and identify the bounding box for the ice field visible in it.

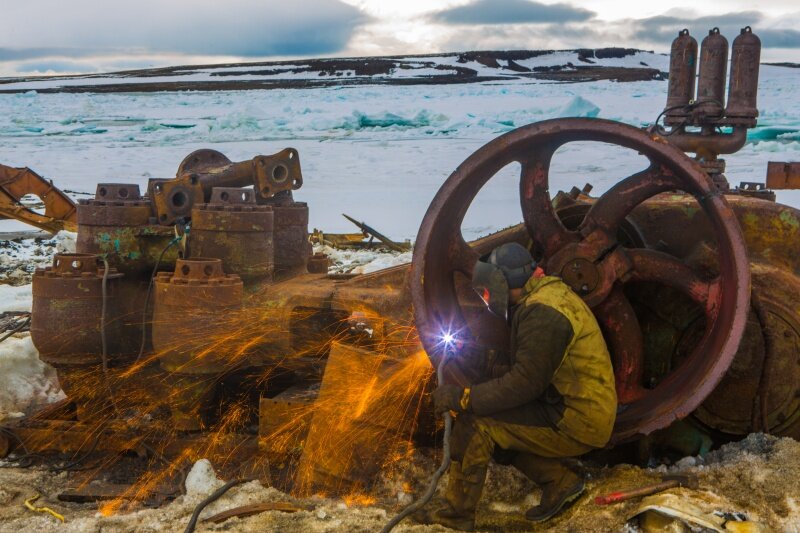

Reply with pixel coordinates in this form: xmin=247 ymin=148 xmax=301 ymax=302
xmin=0 ymin=51 xmax=799 ymax=241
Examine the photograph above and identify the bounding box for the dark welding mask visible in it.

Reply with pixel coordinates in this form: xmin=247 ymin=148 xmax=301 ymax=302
xmin=471 ymin=243 xmax=537 ymax=319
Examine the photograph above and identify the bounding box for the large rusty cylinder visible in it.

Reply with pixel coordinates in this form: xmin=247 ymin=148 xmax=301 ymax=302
xmin=76 ymin=183 xmax=178 ymax=279
xmin=51 ymin=362 xmax=113 ymax=421
xmin=152 ymin=258 xmax=243 ymax=375
xmin=31 ymin=253 xmax=127 ymax=366
xmin=188 ymin=187 xmax=275 ymax=285
xmin=272 ymin=202 xmax=312 ymax=277
xmin=694 ymin=28 xmax=729 ymax=119
xmin=664 ymin=29 xmax=698 ymax=125
xmin=725 ymin=26 xmax=761 ymax=122
xmin=162 ymin=372 xmax=219 ymax=432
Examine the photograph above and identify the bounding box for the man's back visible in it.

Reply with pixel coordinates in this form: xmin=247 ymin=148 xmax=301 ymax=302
xmin=517 ymin=275 xmax=617 ymax=448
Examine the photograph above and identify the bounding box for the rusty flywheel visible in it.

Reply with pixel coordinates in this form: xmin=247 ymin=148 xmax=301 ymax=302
xmin=411 ymin=118 xmax=751 ymax=442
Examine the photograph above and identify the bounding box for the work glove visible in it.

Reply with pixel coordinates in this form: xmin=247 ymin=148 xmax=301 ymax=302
xmin=432 ymin=384 xmax=464 ymax=415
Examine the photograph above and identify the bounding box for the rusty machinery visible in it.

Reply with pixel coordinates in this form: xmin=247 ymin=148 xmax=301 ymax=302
xmin=1 ymin=25 xmax=799 ymax=502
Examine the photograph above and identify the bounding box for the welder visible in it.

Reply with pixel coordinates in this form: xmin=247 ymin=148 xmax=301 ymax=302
xmin=418 ymin=242 xmax=618 ymax=530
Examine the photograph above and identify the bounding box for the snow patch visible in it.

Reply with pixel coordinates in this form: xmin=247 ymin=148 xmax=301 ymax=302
xmin=185 ymin=459 xmax=225 ymax=496
xmin=0 ymin=284 xmax=32 ymax=313
xmin=0 ymin=335 xmax=63 ymax=422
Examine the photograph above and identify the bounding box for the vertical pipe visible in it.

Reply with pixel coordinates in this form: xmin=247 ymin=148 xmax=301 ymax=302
xmin=726 ymin=26 xmax=761 ymax=121
xmin=665 ymin=29 xmax=698 ymax=124
xmin=696 ymin=27 xmax=728 ymax=118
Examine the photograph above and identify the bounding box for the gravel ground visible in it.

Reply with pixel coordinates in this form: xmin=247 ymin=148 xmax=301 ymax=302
xmin=0 ymin=434 xmax=797 ymax=532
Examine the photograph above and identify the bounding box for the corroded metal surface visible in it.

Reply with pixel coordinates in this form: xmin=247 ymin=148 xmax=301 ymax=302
xmin=766 ymin=162 xmax=800 ymax=190
xmin=30 ymin=253 xmax=125 ymax=419
xmin=726 ymin=27 xmax=761 ymax=121
xmin=189 ymin=187 xmax=274 ymax=284
xmin=76 ymin=183 xmax=178 ymax=352
xmin=152 ymin=148 xmax=302 ymax=226
xmin=664 ymin=29 xmax=698 ymax=125
xmin=695 ymin=28 xmax=728 ymax=119
xmin=271 ymin=202 xmax=312 ymax=278
xmin=152 ymin=258 xmax=243 ymax=430
xmin=76 ymin=183 xmax=178 ymax=278
xmin=410 ymin=118 xmax=751 ymax=442
xmin=0 ymin=164 xmax=77 ymax=233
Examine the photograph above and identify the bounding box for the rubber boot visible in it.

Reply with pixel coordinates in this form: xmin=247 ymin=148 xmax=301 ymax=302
xmin=513 ymin=452 xmax=585 ymax=522
xmin=413 ymin=461 xmax=487 ymax=531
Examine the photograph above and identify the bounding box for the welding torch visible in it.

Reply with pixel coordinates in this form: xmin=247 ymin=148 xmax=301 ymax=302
xmin=381 ymin=330 xmax=459 ymax=532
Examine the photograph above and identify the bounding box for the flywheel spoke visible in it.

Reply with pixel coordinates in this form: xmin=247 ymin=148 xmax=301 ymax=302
xmin=519 ymin=147 xmax=579 ymax=258
xmin=595 ymin=286 xmax=647 ymax=404
xmin=581 ymin=164 xmax=682 ymax=239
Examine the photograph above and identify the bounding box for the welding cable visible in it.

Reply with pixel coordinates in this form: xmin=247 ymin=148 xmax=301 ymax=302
xmin=0 ymin=315 xmax=31 ymax=345
xmin=135 ymin=235 xmax=182 ymax=364
xmin=183 ymin=478 xmax=252 ymax=533
xmin=48 ymin=434 xmax=101 ymax=473
xmin=380 ymin=358 xmax=453 ymax=533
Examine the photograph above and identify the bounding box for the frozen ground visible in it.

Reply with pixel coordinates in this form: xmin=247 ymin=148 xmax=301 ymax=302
xmin=0 ymin=434 xmax=797 ymax=532
xmin=0 ymin=53 xmax=798 ymax=241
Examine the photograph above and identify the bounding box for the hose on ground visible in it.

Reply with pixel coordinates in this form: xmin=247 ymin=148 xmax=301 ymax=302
xmin=380 ymin=355 xmax=453 ymax=533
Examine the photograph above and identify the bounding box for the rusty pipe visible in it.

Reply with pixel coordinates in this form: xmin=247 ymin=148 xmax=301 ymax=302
xmin=665 ymin=126 xmax=747 ymax=157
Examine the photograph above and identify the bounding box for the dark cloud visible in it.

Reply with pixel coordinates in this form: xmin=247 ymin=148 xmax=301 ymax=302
xmin=630 ymin=11 xmax=765 ymax=45
xmin=0 ymin=0 xmax=366 ymax=59
xmin=433 ymin=0 xmax=594 ymax=25
xmin=0 ymin=48 xmax=98 ymax=61
xmin=759 ymin=29 xmax=800 ymax=48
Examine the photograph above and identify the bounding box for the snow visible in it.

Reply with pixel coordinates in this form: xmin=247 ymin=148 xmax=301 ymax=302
xmin=0 ymin=335 xmax=63 ymax=422
xmin=184 ymin=459 xmax=225 ymax=497
xmin=0 ymin=284 xmax=32 ymax=313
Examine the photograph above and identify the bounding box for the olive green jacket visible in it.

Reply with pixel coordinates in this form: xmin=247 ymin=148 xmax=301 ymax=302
xmin=469 ymin=275 xmax=617 ymax=448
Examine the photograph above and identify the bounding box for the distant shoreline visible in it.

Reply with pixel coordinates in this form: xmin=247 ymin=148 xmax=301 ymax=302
xmin=0 ymin=48 xmax=667 ymax=94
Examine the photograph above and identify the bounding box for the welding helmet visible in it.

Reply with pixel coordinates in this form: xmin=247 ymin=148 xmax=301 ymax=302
xmin=472 ymin=243 xmax=537 ymax=319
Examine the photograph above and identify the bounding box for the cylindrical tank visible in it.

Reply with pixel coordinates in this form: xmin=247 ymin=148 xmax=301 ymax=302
xmin=152 ymin=258 xmax=243 ymax=431
xmin=273 ymin=201 xmax=312 ymax=278
xmin=695 ymin=27 xmax=729 ymax=118
xmin=31 ymin=253 xmax=124 ymax=419
xmin=76 ymin=183 xmax=180 ymax=351
xmin=664 ymin=29 xmax=698 ymax=125
xmin=726 ymin=26 xmax=761 ymax=121
xmin=188 ymin=187 xmax=274 ymax=286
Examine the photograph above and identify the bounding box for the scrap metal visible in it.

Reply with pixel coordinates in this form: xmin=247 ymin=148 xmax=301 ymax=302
xmin=2 ymin=24 xmax=799 ymax=507
xmin=0 ymin=164 xmax=77 ymax=233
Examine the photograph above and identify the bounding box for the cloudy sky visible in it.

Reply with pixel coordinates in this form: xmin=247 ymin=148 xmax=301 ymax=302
xmin=1 ymin=0 xmax=798 ymax=76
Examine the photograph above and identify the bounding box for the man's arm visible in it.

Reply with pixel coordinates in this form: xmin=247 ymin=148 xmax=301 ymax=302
xmin=468 ymin=303 xmax=574 ymax=416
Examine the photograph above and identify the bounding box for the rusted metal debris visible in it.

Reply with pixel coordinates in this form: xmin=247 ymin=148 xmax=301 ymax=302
xmin=0 ymin=164 xmax=77 ymax=233
xmin=150 ymin=148 xmax=302 ymax=226
xmin=153 ymin=258 xmax=243 ymax=431
xmin=342 ymin=213 xmax=411 ymax=253
xmin=765 ymin=162 xmax=800 ymax=189
xmin=594 ymin=474 xmax=699 ymax=505
xmin=189 ymin=187 xmax=275 ymax=285
xmin=203 ymin=502 xmax=312 ymax=524
xmin=4 ymin=23 xmax=800 ymax=506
